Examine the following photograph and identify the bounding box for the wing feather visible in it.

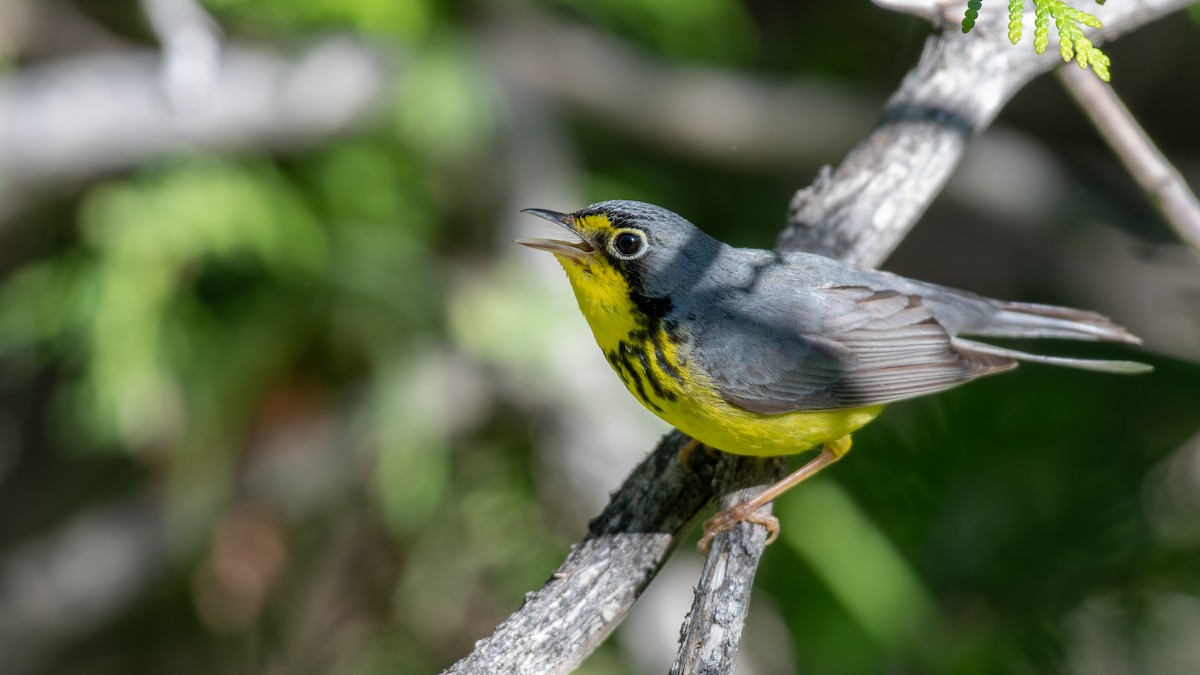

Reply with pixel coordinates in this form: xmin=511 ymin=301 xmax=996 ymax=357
xmin=693 ymin=285 xmax=1016 ymax=413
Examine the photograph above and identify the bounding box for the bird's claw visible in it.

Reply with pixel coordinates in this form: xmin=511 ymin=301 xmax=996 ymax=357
xmin=696 ymin=503 xmax=779 ymax=557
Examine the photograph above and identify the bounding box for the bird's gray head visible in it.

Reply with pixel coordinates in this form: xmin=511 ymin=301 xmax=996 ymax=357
xmin=516 ymin=200 xmax=723 ymax=303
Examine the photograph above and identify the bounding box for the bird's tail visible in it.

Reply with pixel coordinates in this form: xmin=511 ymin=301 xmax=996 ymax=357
xmin=954 ymin=301 xmax=1151 ymax=374
xmin=953 ymin=338 xmax=1152 ymax=374
xmin=975 ymin=301 xmax=1143 ymax=343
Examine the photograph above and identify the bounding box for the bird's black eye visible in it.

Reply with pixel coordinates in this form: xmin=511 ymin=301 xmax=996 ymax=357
xmin=612 ymin=230 xmax=646 ymax=259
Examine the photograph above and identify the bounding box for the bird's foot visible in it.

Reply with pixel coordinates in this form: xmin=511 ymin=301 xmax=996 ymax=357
xmin=696 ymin=502 xmax=779 ymax=557
xmin=693 ymin=437 xmax=852 ymax=556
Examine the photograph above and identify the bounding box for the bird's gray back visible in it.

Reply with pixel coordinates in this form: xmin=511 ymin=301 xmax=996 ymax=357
xmin=683 ymin=246 xmax=1015 ymax=412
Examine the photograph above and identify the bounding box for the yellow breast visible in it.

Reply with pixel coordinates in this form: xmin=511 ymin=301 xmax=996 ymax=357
xmin=555 ymin=248 xmax=883 ymax=457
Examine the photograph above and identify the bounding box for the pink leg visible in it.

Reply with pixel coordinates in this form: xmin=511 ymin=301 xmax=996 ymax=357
xmin=677 ymin=438 xmax=704 ymax=468
xmin=697 ymin=435 xmax=853 ymax=556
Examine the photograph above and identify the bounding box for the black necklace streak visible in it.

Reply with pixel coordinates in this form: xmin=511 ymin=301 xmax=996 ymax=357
xmin=651 ymin=328 xmax=684 ymax=383
xmin=603 ymin=291 xmax=687 ymax=414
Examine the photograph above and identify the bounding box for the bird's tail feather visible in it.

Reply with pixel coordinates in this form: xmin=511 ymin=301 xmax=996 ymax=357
xmin=967 ymin=301 xmax=1143 ymax=344
xmin=954 ymin=338 xmax=1153 ymax=374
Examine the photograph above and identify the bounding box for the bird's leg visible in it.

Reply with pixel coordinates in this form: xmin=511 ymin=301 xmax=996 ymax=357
xmin=677 ymin=437 xmax=705 ymax=469
xmin=697 ymin=435 xmax=853 ymax=556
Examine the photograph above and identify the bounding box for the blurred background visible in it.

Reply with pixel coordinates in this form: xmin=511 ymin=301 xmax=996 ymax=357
xmin=0 ymin=1 xmax=1198 ymax=674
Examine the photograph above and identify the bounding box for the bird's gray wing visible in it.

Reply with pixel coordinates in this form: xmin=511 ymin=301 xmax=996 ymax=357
xmin=692 ymin=285 xmax=1016 ymax=413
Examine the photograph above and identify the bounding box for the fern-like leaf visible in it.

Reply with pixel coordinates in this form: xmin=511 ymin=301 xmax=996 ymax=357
xmin=1033 ymin=1 xmax=1051 ymax=54
xmin=1008 ymin=0 xmax=1024 ymax=44
xmin=961 ymin=0 xmax=1111 ymax=80
xmin=963 ymin=0 xmax=983 ymax=32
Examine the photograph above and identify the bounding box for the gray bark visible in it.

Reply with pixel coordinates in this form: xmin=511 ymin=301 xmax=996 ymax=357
xmin=445 ymin=432 xmax=707 ymax=675
xmin=668 ymin=456 xmax=785 ymax=675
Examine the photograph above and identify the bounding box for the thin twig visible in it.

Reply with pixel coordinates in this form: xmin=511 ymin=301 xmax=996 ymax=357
xmin=1057 ymin=65 xmax=1200 ymax=256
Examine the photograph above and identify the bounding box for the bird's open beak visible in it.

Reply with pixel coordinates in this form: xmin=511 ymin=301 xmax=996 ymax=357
xmin=515 ymin=208 xmax=595 ymax=260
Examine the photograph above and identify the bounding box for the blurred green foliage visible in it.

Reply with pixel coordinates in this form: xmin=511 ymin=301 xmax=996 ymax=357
xmin=544 ymin=0 xmax=755 ymax=62
xmin=205 ymin=0 xmax=435 ymax=39
xmin=0 ymin=1 xmax=1197 ymax=675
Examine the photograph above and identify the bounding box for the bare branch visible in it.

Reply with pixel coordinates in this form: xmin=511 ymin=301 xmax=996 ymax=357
xmin=1057 ymin=65 xmax=1200 ymax=256
xmin=784 ymin=0 xmax=1199 ymax=268
xmin=670 ymin=456 xmax=785 ymax=675
xmin=446 ymin=432 xmax=714 ymax=675
xmin=0 ymin=38 xmax=388 ymax=210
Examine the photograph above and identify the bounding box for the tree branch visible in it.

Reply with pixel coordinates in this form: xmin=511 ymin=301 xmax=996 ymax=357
xmin=449 ymin=1 xmax=1196 ymax=672
xmin=783 ymin=0 xmax=1198 ymax=268
xmin=1056 ymin=65 xmax=1200 ymax=257
xmin=445 ymin=432 xmax=712 ymax=675
xmin=670 ymin=455 xmax=785 ymax=675
xmin=0 ymin=38 xmax=387 ymax=214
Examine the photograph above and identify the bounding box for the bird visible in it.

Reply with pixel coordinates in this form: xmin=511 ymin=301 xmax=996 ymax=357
xmin=516 ymin=200 xmax=1150 ymax=555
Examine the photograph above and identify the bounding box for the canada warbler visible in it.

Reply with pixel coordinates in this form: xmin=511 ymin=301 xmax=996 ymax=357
xmin=517 ymin=200 xmax=1149 ymax=555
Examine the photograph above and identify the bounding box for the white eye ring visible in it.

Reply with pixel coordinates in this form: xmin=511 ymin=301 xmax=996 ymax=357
xmin=610 ymin=229 xmax=648 ymax=260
